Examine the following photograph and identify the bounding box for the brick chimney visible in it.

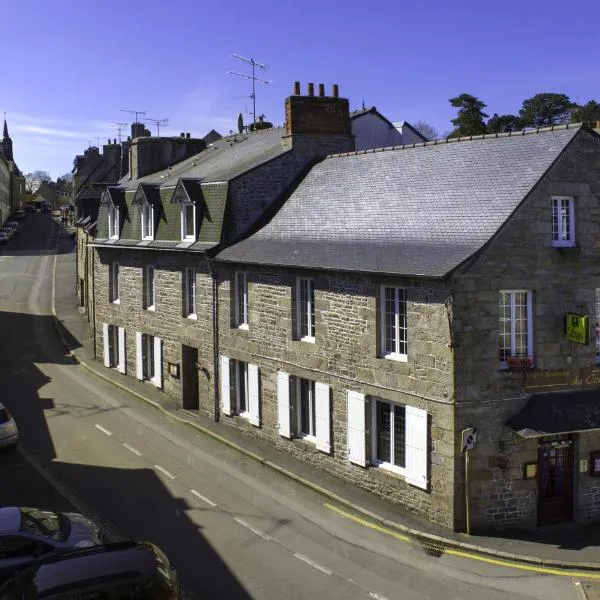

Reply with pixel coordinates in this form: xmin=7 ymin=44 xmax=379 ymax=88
xmin=283 ymin=82 xmax=354 ymax=154
xmin=131 ymin=122 xmax=151 ymax=139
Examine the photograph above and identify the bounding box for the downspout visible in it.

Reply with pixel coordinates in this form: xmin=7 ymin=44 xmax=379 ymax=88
xmin=204 ymin=254 xmax=219 ymax=422
xmin=91 ymin=245 xmax=97 ymax=359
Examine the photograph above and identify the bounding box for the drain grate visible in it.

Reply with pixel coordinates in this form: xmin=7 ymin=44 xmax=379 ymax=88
xmin=421 ymin=541 xmax=447 ymax=558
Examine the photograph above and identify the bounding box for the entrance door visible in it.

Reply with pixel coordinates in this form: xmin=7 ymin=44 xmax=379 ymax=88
xmin=79 ymin=278 xmax=85 ymax=307
xmin=537 ymin=437 xmax=573 ymax=525
xmin=182 ymin=345 xmax=199 ymax=410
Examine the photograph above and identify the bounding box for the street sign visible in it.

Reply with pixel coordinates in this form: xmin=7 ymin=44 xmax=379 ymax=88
xmin=462 ymin=427 xmax=477 ymax=452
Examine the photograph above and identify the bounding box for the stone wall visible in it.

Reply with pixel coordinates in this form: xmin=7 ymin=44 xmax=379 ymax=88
xmin=0 ymin=157 xmax=10 ymax=225
xmin=451 ymin=129 xmax=600 ymax=529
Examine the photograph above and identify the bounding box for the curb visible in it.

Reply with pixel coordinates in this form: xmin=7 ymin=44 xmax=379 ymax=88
xmin=50 ymin=250 xmax=600 ymax=574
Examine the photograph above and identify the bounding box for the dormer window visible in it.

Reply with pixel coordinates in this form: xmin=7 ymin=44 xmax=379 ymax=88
xmin=181 ymin=201 xmax=196 ymax=241
xmin=141 ymin=203 xmax=154 ymax=240
xmin=552 ymin=196 xmax=575 ymax=247
xmin=108 ymin=206 xmax=119 ymax=240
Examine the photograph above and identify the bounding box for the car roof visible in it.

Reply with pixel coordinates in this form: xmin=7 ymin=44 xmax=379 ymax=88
xmin=0 ymin=507 xmax=20 ymax=533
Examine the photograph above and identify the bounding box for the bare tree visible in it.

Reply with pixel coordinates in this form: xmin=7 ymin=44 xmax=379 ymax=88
xmin=24 ymin=170 xmax=52 ymax=193
xmin=412 ymin=120 xmax=439 ymax=141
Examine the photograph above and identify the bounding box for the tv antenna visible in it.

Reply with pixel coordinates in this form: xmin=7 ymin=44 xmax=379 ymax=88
xmin=110 ymin=122 xmax=128 ymax=143
xmin=145 ymin=118 xmax=169 ymax=137
xmin=228 ymin=54 xmax=271 ymax=126
xmin=120 ymin=109 xmax=146 ymax=127
xmin=88 ymin=137 xmax=100 ymax=148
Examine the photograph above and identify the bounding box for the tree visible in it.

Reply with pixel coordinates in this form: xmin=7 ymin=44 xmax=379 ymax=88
xmin=56 ymin=173 xmax=73 ymax=194
xmin=486 ymin=113 xmax=524 ymax=133
xmin=571 ymin=100 xmax=600 ymax=127
xmin=24 ymin=170 xmax=51 ymax=193
xmin=519 ymin=93 xmax=574 ymax=127
xmin=412 ymin=120 xmax=439 ymax=141
xmin=448 ymin=94 xmax=488 ymax=137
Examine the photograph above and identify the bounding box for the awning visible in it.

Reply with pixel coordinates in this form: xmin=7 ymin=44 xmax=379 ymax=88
xmin=506 ymin=389 xmax=600 ymax=438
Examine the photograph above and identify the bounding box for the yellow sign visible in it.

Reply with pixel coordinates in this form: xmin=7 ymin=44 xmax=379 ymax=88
xmin=566 ymin=313 xmax=589 ymax=345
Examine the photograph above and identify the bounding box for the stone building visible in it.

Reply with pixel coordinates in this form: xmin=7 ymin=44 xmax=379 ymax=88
xmin=83 ymin=81 xmax=600 ymax=532
xmin=0 ymin=117 xmax=25 ymax=223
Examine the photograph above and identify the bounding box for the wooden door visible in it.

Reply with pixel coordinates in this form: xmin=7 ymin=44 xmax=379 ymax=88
xmin=182 ymin=345 xmax=199 ymax=410
xmin=538 ymin=437 xmax=573 ymax=525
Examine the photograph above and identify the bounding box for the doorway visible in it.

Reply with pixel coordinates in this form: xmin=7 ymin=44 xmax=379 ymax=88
xmin=182 ymin=345 xmax=199 ymax=410
xmin=79 ymin=278 xmax=85 ymax=307
xmin=537 ymin=436 xmax=574 ymax=525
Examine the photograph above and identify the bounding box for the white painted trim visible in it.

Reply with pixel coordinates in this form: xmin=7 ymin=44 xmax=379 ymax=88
xmin=135 ymin=331 xmax=143 ymax=380
xmin=102 ymin=323 xmax=110 ymax=367
xmin=551 ymin=196 xmax=575 ymax=248
xmin=315 ymin=382 xmax=331 ymax=453
xmin=220 ymin=356 xmax=231 ymax=416
xmin=247 ymin=363 xmax=260 ymax=426
xmin=277 ymin=371 xmax=291 ymax=438
xmin=151 ymin=336 xmax=162 ymax=388
xmin=347 ymin=391 xmax=367 ymax=466
xmin=117 ymin=327 xmax=126 ymax=374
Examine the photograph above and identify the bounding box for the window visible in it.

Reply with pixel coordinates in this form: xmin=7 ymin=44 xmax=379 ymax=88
xmin=181 ymin=202 xmax=195 ymax=241
xmin=381 ymin=286 xmax=407 ymax=360
xmin=296 ymin=378 xmax=316 ymax=440
xmin=220 ymin=357 xmax=260 ymax=426
xmin=141 ymin=333 xmax=155 ymax=380
xmin=235 ymin=272 xmax=248 ymax=328
xmin=551 ymin=196 xmax=575 ymax=247
xmin=233 ymin=361 xmax=249 ymax=416
xmin=144 ymin=265 xmax=155 ymax=311
xmin=141 ymin=203 xmax=154 ymax=240
xmin=109 ymin=262 xmax=120 ymax=304
xmin=103 ymin=324 xmax=126 ymax=373
xmin=373 ymin=399 xmax=406 ymax=470
xmin=136 ymin=332 xmax=161 ymax=387
xmin=185 ymin=267 xmax=197 ymax=319
xmin=499 ymin=290 xmax=533 ymax=365
xmin=296 ymin=278 xmax=315 ymax=341
xmin=108 ymin=206 xmax=119 ymax=239
xmin=107 ymin=324 xmax=119 ymax=367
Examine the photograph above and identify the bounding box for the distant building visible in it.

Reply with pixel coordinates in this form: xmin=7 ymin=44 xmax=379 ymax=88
xmin=0 ymin=117 xmax=25 ymax=223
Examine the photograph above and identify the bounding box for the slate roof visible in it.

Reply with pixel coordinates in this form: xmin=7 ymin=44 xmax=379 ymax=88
xmin=122 ymin=127 xmax=288 ymax=189
xmin=217 ymin=125 xmax=582 ymax=277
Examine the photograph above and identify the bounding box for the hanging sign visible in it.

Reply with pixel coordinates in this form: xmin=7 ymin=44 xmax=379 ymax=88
xmin=565 ymin=313 xmax=589 ymax=345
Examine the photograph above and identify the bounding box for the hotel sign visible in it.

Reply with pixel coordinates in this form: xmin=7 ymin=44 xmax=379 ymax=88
xmin=525 ymin=366 xmax=600 ymax=392
xmin=565 ymin=313 xmax=589 ymax=345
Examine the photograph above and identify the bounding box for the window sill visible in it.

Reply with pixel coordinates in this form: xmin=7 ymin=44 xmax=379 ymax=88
xmin=186 ymin=314 xmax=198 ymax=321
xmin=299 ymin=336 xmax=316 ymax=344
xmin=146 ymin=305 xmax=156 ymax=312
xmin=373 ymin=460 xmax=407 ymax=477
xmin=382 ymin=353 xmax=408 ymax=363
xmin=109 ymin=236 xmax=119 ymax=241
xmin=182 ymin=237 xmax=195 ymax=243
xmin=111 ymin=299 xmax=120 ymax=305
xmin=236 ymin=323 xmax=249 ymax=331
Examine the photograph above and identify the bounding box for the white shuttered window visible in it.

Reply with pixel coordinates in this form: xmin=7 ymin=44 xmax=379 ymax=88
xmin=346 ymin=391 xmax=367 ymax=466
xmin=277 ymin=371 xmax=291 ymax=438
xmin=314 ymin=382 xmax=331 ymax=453
xmin=220 ymin=356 xmax=232 ymax=416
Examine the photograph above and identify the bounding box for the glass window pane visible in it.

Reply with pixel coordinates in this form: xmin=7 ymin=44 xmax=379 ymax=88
xmin=300 ymin=379 xmax=310 ymax=435
xmin=393 ymin=405 xmax=406 ymax=468
xmin=185 ymin=205 xmax=194 ymax=237
xmin=376 ymin=401 xmax=391 ymax=463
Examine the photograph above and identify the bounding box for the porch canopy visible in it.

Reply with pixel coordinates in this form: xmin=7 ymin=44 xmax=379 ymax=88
xmin=506 ymin=389 xmax=600 ymax=438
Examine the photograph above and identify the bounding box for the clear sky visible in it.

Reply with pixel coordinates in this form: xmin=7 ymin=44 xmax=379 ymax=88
xmin=1 ymin=0 xmax=598 ymax=179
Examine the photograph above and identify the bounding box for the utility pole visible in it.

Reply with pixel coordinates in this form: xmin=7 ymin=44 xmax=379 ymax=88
xmin=110 ymin=122 xmax=128 ymax=143
xmin=228 ymin=54 xmax=270 ymax=126
xmin=144 ymin=118 xmax=169 ymax=137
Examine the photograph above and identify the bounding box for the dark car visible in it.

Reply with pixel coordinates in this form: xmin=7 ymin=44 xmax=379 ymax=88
xmin=0 ymin=541 xmax=180 ymax=598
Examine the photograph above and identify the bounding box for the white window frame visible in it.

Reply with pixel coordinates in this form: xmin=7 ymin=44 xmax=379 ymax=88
xmin=551 ymin=196 xmax=575 ymax=248
xmin=381 ymin=286 xmax=407 ymax=361
xmin=371 ymin=398 xmax=407 ymax=475
xmin=296 ymin=278 xmax=315 ymax=342
xmin=145 ymin=265 xmax=155 ymax=311
xmin=109 ymin=262 xmax=120 ymax=304
xmin=499 ymin=290 xmax=533 ymax=367
xmin=141 ymin=203 xmax=154 ymax=241
xmin=108 ymin=206 xmax=119 ymax=240
xmin=235 ymin=271 xmax=248 ymax=329
xmin=181 ymin=201 xmax=196 ymax=242
xmin=296 ymin=378 xmax=316 ymax=442
xmin=185 ymin=267 xmax=197 ymax=319
xmin=233 ymin=360 xmax=250 ymax=418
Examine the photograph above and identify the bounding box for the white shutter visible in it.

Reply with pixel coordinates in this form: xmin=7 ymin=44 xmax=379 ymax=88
xmin=277 ymin=371 xmax=291 ymax=438
xmin=135 ymin=332 xmax=143 ymax=380
xmin=152 ymin=337 xmax=162 ymax=388
xmin=346 ymin=391 xmax=367 ymax=466
xmin=405 ymin=405 xmax=428 ymax=490
xmin=220 ymin=356 xmax=231 ymax=416
xmin=247 ymin=364 xmax=260 ymax=426
xmin=102 ymin=323 xmax=110 ymax=367
xmin=117 ymin=327 xmax=126 ymax=374
xmin=315 ymin=382 xmax=331 ymax=453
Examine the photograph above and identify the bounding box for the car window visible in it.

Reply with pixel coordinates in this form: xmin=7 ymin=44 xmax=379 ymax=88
xmin=19 ymin=508 xmax=66 ymax=542
xmin=0 ymin=536 xmax=44 ymax=559
xmin=0 ymin=408 xmax=10 ymax=424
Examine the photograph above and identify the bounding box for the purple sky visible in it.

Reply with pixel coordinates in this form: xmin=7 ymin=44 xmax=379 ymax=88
xmin=2 ymin=0 xmax=598 ymax=178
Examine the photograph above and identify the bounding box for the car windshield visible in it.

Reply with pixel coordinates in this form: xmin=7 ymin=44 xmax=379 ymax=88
xmin=19 ymin=508 xmax=70 ymax=542
xmin=0 ymin=408 xmax=9 ymax=424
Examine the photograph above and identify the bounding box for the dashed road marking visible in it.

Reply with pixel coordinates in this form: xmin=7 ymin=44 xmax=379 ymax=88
xmin=154 ymin=464 xmax=176 ymax=479
xmin=293 ymin=553 xmax=332 ymax=576
xmin=190 ymin=489 xmax=217 ymax=507
xmin=94 ymin=424 xmax=112 ymax=436
xmin=123 ymin=443 xmax=142 ymax=456
xmin=233 ymin=517 xmax=272 ymax=541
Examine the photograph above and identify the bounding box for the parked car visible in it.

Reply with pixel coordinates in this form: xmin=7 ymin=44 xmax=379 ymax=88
xmin=0 ymin=507 xmax=102 ymax=582
xmin=4 ymin=222 xmax=18 ymax=232
xmin=0 ymin=541 xmax=180 ymax=598
xmin=0 ymin=232 xmax=11 ymax=244
xmin=0 ymin=403 xmax=18 ymax=449
xmin=0 ymin=228 xmax=13 ymax=240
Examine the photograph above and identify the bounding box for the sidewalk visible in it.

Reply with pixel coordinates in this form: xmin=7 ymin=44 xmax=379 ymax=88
xmin=51 ymin=242 xmax=600 ymax=573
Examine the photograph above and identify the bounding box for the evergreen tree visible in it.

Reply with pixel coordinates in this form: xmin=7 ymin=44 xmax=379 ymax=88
xmin=571 ymin=100 xmax=600 ymax=127
xmin=448 ymin=94 xmax=488 ymax=137
xmin=519 ymin=93 xmax=573 ymax=127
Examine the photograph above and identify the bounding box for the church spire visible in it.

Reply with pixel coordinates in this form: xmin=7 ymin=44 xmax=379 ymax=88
xmin=2 ymin=117 xmax=8 ymax=139
xmin=1 ymin=114 xmax=13 ymax=161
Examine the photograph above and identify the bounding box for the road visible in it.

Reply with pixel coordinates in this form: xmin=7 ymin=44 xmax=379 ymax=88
xmin=0 ymin=213 xmax=587 ymax=599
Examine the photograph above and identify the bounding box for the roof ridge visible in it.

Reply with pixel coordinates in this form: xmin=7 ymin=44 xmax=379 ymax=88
xmin=327 ymin=122 xmax=584 ymax=159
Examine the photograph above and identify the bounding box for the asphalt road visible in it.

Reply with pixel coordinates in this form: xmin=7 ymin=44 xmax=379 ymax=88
xmin=0 ymin=214 xmax=586 ymax=599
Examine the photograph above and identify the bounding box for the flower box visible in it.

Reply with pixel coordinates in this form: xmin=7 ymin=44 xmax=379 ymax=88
xmin=505 ymin=356 xmax=534 ymax=369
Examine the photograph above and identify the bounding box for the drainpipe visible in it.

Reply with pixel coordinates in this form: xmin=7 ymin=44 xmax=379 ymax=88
xmin=204 ymin=254 xmax=219 ymax=422
xmin=91 ymin=246 xmax=97 ymax=359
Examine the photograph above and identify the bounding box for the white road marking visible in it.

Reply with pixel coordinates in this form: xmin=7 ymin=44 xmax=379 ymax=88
xmin=190 ymin=489 xmax=217 ymax=507
xmin=94 ymin=424 xmax=112 ymax=436
xmin=233 ymin=517 xmax=272 ymax=541
xmin=154 ymin=464 xmax=176 ymax=479
xmin=123 ymin=443 xmax=142 ymax=456
xmin=293 ymin=553 xmax=332 ymax=575
xmin=369 ymin=593 xmax=390 ymax=600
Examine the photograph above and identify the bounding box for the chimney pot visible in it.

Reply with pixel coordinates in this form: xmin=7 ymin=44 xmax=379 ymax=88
xmin=318 ymin=83 xmax=325 ymax=97
xmin=293 ymin=81 xmax=300 ymax=95
xmin=114 ymin=138 xmax=117 ymax=144
xmin=186 ymin=132 xmax=190 ymax=139
xmin=332 ymin=84 xmax=339 ymax=98
xmin=307 ymin=82 xmax=314 ymax=96
xmin=180 ymin=132 xmax=185 ymax=137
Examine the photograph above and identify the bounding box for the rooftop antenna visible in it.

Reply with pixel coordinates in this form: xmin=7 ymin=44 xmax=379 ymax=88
xmin=120 ymin=109 xmax=146 ymax=130
xmin=228 ymin=54 xmax=271 ymax=126
xmin=88 ymin=137 xmax=100 ymax=148
xmin=110 ymin=122 xmax=128 ymax=143
xmin=144 ymin=117 xmax=169 ymax=137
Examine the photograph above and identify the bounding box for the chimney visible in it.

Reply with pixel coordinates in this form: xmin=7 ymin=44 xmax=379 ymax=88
xmin=186 ymin=132 xmax=190 ymax=139
xmin=293 ymin=81 xmax=300 ymax=95
xmin=332 ymin=84 xmax=339 ymax=98
xmin=131 ymin=122 xmax=151 ymax=140
xmin=307 ymin=82 xmax=314 ymax=96
xmin=318 ymin=83 xmax=325 ymax=97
